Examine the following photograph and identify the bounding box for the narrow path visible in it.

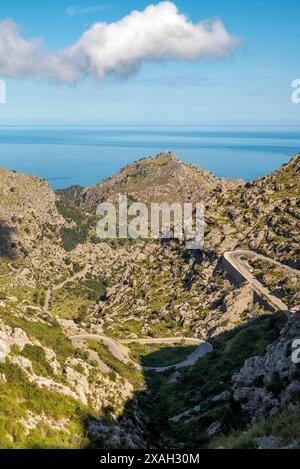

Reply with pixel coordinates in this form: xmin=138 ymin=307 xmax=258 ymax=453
xmin=44 ymin=265 xmax=89 ymax=313
xmin=44 ymin=288 xmax=52 ymax=314
xmin=87 ymin=350 xmax=111 ymax=374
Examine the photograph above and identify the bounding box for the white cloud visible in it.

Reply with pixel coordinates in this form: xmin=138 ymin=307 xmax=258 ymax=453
xmin=0 ymin=2 xmax=242 ymax=85
xmin=0 ymin=19 xmax=42 ymax=77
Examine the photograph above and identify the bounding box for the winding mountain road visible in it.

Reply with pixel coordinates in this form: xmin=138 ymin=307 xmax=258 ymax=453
xmin=71 ymin=334 xmax=132 ymax=364
xmin=223 ymin=250 xmax=300 ymax=318
xmin=70 ymin=334 xmax=212 ymax=373
xmin=66 ymin=250 xmax=298 ymax=375
xmin=167 ymin=250 xmax=300 ymax=424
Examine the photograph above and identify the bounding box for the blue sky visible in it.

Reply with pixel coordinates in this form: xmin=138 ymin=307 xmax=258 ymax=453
xmin=0 ymin=0 xmax=299 ymax=126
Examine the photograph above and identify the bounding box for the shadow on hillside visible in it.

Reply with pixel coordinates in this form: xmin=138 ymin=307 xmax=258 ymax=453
xmin=0 ymin=221 xmax=18 ymax=259
xmin=183 ymin=249 xmax=205 ymax=290
xmin=82 ymin=311 xmax=288 ymax=449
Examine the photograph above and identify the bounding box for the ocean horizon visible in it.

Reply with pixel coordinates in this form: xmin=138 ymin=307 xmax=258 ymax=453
xmin=0 ymin=126 xmax=299 ymax=190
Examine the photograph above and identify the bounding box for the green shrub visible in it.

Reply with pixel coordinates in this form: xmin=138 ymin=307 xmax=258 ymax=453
xmin=21 ymin=345 xmax=54 ymax=377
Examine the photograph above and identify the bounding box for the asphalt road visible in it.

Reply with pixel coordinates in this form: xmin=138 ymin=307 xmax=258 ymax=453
xmin=67 ymin=250 xmax=299 ymax=374
xmin=70 ymin=334 xmax=212 ymax=373
xmin=224 ymin=249 xmax=300 ymax=317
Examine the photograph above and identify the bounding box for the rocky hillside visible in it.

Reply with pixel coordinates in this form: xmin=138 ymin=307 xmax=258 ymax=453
xmin=211 ymin=313 xmax=300 ymax=449
xmin=208 ymin=153 xmax=300 ymax=265
xmin=0 ymin=152 xmax=299 ymax=449
xmin=244 ymin=153 xmax=300 ymax=267
xmin=0 ymin=168 xmax=140 ymax=448
xmin=0 ymin=168 xmax=64 ymax=259
xmin=76 ymin=152 xmax=243 ymax=211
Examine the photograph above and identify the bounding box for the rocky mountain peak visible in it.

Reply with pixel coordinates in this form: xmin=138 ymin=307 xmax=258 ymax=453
xmin=76 ymin=152 xmax=243 ymax=212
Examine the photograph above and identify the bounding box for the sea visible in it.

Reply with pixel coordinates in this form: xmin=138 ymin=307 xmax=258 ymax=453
xmin=0 ymin=126 xmax=299 ymax=190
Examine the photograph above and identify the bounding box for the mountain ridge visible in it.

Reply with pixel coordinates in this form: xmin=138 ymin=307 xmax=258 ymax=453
xmin=74 ymin=152 xmax=244 ymax=211
xmin=0 ymin=152 xmax=299 ymax=449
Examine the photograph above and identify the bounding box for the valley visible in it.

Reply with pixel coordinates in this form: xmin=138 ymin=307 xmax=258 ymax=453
xmin=0 ymin=152 xmax=299 ymax=449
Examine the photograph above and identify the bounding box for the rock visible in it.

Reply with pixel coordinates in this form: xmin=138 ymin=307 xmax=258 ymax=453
xmin=0 ymin=338 xmax=10 ymax=363
xmin=282 ymin=381 xmax=300 ymax=404
xmin=281 ymin=442 xmax=300 ymax=449
xmin=65 ymin=366 xmax=90 ymax=404
xmin=207 ymin=421 xmax=222 ymax=437
xmin=288 ymin=402 xmax=300 ymax=412
xmin=256 ymin=436 xmax=280 ymax=449
xmin=211 ymin=390 xmax=231 ymax=403
xmin=0 ymin=323 xmax=31 ymax=351
xmin=87 ymin=416 xmax=147 ymax=449
xmin=20 ymin=411 xmax=69 ymax=436
xmin=42 ymin=347 xmax=61 ymax=374
xmin=232 ymin=313 xmax=300 ymax=423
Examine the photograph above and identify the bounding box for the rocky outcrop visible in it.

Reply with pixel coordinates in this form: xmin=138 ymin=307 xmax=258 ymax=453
xmin=0 ymin=168 xmax=62 ymax=224
xmin=232 ymin=313 xmax=300 ymax=424
xmin=87 ymin=407 xmax=148 ymax=449
xmin=76 ymin=152 xmax=243 ymax=212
